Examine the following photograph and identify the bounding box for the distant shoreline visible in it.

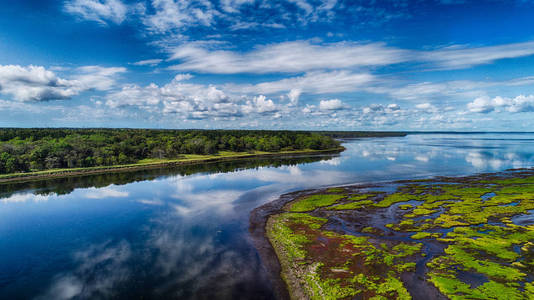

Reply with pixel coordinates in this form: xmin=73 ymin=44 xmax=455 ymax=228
xmin=0 ymin=147 xmax=344 ymax=184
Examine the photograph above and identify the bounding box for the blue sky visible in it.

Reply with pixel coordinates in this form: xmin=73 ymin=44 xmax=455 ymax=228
xmin=1 ymin=0 xmax=534 ymax=130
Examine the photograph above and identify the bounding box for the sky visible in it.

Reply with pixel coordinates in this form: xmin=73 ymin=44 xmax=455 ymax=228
xmin=1 ymin=0 xmax=534 ymax=130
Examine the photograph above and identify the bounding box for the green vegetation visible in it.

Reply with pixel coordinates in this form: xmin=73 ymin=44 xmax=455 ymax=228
xmin=328 ymin=193 xmax=375 ymax=210
xmin=410 ymin=232 xmax=435 ymax=239
xmin=0 ymin=128 xmax=343 ymax=175
xmin=265 ymin=169 xmax=534 ymax=299
xmin=267 ymin=210 xmax=421 ymax=299
xmin=288 ymin=194 xmax=346 ymax=212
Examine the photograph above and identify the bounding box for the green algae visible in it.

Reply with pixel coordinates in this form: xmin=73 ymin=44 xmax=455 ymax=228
xmin=428 ymin=274 xmax=523 ymax=300
xmin=265 ymin=169 xmax=534 ymax=299
xmin=267 ymin=213 xmax=328 ymax=260
xmin=267 ymin=210 xmax=423 ymax=299
xmin=410 ymin=232 xmax=439 ymax=239
xmin=329 ymin=199 xmax=374 ymax=210
xmin=288 ymin=194 xmax=346 ymax=212
xmin=374 ymin=192 xmax=421 ymax=207
xmin=326 ymin=187 xmax=346 ymax=193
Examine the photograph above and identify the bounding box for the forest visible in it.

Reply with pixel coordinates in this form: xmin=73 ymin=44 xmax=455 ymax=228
xmin=0 ymin=128 xmax=344 ymax=174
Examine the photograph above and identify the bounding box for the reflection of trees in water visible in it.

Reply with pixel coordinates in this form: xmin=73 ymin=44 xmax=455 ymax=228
xmin=0 ymin=154 xmax=336 ymax=199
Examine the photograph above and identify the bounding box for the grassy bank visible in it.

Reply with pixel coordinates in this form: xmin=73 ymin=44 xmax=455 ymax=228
xmin=0 ymin=147 xmax=344 ymax=183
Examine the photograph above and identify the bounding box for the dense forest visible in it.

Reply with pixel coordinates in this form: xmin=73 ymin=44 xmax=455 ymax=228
xmin=0 ymin=128 xmax=343 ymax=174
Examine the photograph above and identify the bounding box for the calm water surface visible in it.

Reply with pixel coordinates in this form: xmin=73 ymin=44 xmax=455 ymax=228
xmin=2 ymin=133 xmax=534 ymax=299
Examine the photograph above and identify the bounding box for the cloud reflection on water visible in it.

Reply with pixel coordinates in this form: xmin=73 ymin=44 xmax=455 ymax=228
xmin=0 ymin=192 xmax=52 ymax=204
xmin=36 ymin=241 xmax=131 ymax=300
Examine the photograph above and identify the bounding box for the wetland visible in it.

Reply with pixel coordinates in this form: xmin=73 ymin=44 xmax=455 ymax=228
xmin=258 ymin=169 xmax=534 ymax=299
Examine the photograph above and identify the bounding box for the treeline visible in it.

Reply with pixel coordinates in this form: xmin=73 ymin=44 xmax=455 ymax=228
xmin=0 ymin=128 xmax=340 ymax=174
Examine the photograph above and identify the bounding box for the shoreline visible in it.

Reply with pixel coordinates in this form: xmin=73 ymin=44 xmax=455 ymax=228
xmin=249 ymin=184 xmax=377 ymax=300
xmin=0 ymin=147 xmax=344 ymax=184
xmin=250 ymin=189 xmax=316 ymax=300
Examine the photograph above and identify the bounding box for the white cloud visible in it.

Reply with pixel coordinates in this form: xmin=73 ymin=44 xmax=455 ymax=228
xmin=319 ymin=98 xmax=344 ymax=110
xmin=420 ymin=41 xmax=534 ymax=70
xmin=106 ymin=83 xmax=162 ymax=109
xmin=64 ymin=0 xmax=133 ymax=25
xmin=220 ymin=0 xmax=254 ymax=13
xmin=131 ymin=59 xmax=163 ymax=66
xmin=467 ymin=96 xmax=496 ymax=113
xmin=467 ymin=95 xmax=534 ymax=113
xmin=233 ymin=70 xmax=374 ymax=95
xmin=141 ymin=0 xmax=218 ymax=33
xmin=0 ymin=65 xmax=79 ymax=101
xmin=415 ymin=102 xmax=438 ymax=113
xmin=105 ymin=76 xmax=283 ymax=119
xmin=0 ymin=65 xmax=126 ymax=102
xmin=287 ymin=89 xmax=301 ymax=106
xmin=168 ymin=41 xmax=408 ymax=74
xmin=74 ymin=66 xmax=127 ymax=91
xmin=242 ymin=95 xmax=278 ymax=114
xmin=168 ymin=40 xmax=534 ymax=74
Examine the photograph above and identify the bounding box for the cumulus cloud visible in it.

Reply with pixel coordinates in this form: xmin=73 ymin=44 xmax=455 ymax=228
xmin=242 ymin=95 xmax=278 ymax=114
xmin=287 ymin=89 xmax=301 ymax=106
xmin=105 ymin=75 xmax=283 ymax=119
xmin=64 ymin=0 xmax=134 ymax=25
xmin=415 ymin=102 xmax=439 ymax=113
xmin=168 ymin=41 xmax=408 ymax=74
xmin=106 ymin=83 xmax=161 ymax=109
xmin=319 ymin=98 xmax=344 ymax=110
xmin=0 ymin=65 xmax=125 ymax=102
xmin=467 ymin=95 xmax=534 ymax=113
xmin=0 ymin=65 xmax=80 ymax=101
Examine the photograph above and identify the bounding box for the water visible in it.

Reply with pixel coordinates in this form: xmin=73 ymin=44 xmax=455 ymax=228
xmin=1 ymin=133 xmax=534 ymax=299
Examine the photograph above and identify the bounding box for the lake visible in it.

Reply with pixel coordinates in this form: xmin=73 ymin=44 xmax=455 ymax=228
xmin=1 ymin=133 xmax=534 ymax=299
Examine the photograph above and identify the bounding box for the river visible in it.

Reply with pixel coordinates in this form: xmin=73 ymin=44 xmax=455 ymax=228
xmin=1 ymin=133 xmax=534 ymax=299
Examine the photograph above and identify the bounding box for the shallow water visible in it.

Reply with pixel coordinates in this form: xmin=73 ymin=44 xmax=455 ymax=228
xmin=1 ymin=133 xmax=534 ymax=299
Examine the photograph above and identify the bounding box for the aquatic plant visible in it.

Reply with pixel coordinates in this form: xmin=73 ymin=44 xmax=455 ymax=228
xmin=266 ymin=169 xmax=534 ymax=299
